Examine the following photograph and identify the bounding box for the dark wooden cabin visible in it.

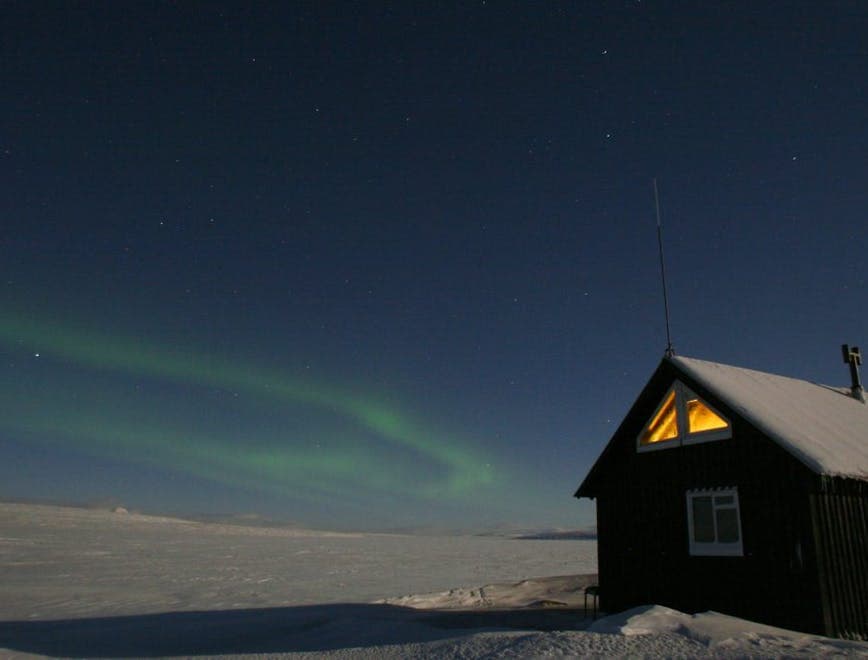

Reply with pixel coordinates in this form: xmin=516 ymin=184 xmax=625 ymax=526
xmin=575 ymin=353 xmax=868 ymax=640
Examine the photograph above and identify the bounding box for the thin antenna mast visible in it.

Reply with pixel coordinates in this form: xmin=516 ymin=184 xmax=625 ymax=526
xmin=653 ymin=178 xmax=674 ymax=357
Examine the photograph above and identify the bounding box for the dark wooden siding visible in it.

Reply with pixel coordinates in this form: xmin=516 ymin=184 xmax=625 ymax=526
xmin=588 ymin=360 xmax=827 ymax=634
xmin=810 ymin=477 xmax=868 ymax=640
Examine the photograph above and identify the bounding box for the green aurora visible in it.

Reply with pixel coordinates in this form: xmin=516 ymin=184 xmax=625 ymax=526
xmin=0 ymin=314 xmax=499 ymax=506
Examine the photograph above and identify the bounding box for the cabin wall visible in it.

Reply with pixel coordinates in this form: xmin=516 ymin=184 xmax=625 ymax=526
xmin=591 ymin=364 xmax=825 ymax=634
xmin=810 ymin=477 xmax=868 ymax=640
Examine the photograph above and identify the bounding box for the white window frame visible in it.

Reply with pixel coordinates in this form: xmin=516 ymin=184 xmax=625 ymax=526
xmin=637 ymin=381 xmax=731 ymax=452
xmin=686 ymin=487 xmax=744 ymax=557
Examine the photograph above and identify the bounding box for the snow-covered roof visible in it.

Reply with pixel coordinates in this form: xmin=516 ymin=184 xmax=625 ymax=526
xmin=671 ymin=356 xmax=868 ymax=480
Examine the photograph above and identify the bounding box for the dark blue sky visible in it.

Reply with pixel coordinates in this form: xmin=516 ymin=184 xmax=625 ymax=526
xmin=1 ymin=2 xmax=866 ymax=530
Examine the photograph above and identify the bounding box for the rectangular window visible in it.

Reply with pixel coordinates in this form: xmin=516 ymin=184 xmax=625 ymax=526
xmin=686 ymin=488 xmax=743 ymax=556
xmin=691 ymin=496 xmax=715 ymax=542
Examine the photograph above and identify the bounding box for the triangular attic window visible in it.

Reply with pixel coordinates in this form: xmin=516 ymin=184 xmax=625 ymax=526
xmin=686 ymin=397 xmax=728 ymax=433
xmin=638 ymin=382 xmax=731 ymax=450
xmin=639 ymin=388 xmax=678 ymax=445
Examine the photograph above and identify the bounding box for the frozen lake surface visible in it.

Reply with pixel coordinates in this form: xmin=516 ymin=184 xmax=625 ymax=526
xmin=0 ymin=503 xmax=595 ymax=621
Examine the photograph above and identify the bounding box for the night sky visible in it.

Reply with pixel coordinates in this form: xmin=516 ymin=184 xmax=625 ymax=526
xmin=2 ymin=2 xmax=866 ymax=531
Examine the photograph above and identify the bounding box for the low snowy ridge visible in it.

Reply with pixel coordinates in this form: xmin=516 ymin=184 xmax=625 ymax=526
xmin=379 ymin=573 xmax=596 ymax=610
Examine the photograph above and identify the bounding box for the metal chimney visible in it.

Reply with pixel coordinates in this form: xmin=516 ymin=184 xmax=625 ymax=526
xmin=841 ymin=344 xmax=865 ymax=402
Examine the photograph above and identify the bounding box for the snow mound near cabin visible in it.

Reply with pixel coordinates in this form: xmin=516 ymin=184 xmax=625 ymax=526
xmin=589 ymin=605 xmax=868 ymax=656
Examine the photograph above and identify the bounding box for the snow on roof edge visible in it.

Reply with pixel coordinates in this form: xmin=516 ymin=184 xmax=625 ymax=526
xmin=668 ymin=355 xmax=868 ymax=481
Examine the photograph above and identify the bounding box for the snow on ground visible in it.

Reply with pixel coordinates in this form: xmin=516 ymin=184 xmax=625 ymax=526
xmin=0 ymin=502 xmax=592 ymax=621
xmin=1 ymin=503 xmax=866 ymax=658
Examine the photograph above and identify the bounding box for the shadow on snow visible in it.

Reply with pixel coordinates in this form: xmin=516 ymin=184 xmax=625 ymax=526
xmin=0 ymin=603 xmax=592 ymax=657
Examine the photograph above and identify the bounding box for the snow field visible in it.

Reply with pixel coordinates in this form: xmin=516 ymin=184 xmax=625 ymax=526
xmin=0 ymin=503 xmax=595 ymax=620
xmin=1 ymin=503 xmax=866 ymax=658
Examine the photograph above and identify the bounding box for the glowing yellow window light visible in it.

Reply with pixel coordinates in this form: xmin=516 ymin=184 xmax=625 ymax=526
xmin=640 ymin=389 xmax=678 ymax=445
xmin=686 ymin=398 xmax=729 ymax=433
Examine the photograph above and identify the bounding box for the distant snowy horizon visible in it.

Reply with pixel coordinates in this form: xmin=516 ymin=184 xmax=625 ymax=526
xmin=0 ymin=496 xmax=596 ymax=537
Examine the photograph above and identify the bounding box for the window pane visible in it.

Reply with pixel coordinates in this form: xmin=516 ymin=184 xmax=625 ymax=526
xmin=692 ymin=496 xmax=715 ymax=542
xmin=716 ymin=507 xmax=740 ymax=543
xmin=687 ymin=398 xmax=728 ymax=433
xmin=714 ymin=495 xmax=734 ymax=505
xmin=641 ymin=389 xmax=678 ymax=445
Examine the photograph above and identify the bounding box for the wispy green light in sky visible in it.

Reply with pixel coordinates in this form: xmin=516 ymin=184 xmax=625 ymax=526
xmin=0 ymin=314 xmax=498 ymax=501
xmin=6 ymin=408 xmax=415 ymax=504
